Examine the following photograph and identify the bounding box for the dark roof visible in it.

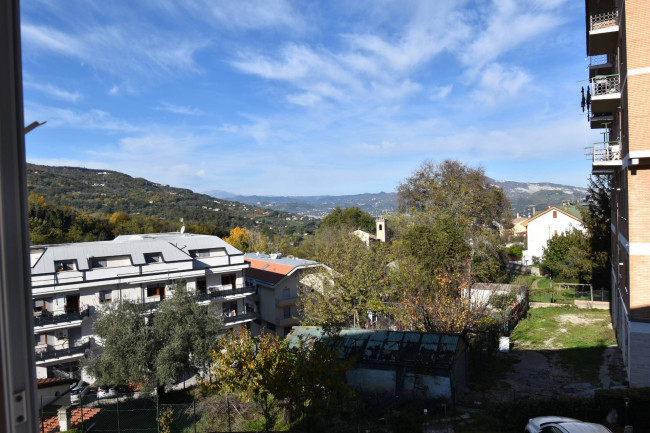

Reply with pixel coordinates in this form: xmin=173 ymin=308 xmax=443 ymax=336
xmin=287 ymin=326 xmax=465 ymax=369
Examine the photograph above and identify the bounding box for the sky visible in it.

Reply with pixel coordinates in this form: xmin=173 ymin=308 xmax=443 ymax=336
xmin=21 ymin=0 xmax=597 ymax=196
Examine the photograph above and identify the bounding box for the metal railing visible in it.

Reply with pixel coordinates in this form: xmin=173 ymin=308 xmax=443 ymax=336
xmin=223 ymin=312 xmax=258 ymax=325
xmin=589 ymin=54 xmax=611 ymax=67
xmin=34 ymin=341 xmax=89 ymax=362
xmin=592 ymin=74 xmax=620 ymax=95
xmin=34 ymin=307 xmax=89 ymax=328
xmin=588 ymin=141 xmax=621 ymax=162
xmin=197 ymin=283 xmax=256 ymax=302
xmin=590 ymin=8 xmax=619 ymax=31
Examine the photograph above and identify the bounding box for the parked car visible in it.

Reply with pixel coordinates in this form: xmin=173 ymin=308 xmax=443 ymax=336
xmin=69 ymin=381 xmax=90 ymax=405
xmin=525 ymin=416 xmax=613 ymax=433
xmin=97 ymin=386 xmax=117 ymax=399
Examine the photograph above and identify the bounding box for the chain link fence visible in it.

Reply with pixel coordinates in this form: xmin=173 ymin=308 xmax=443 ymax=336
xmin=38 ymin=391 xmax=273 ymax=433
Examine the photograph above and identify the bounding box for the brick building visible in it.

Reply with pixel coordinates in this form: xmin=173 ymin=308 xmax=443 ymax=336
xmin=585 ymin=0 xmax=650 ymax=386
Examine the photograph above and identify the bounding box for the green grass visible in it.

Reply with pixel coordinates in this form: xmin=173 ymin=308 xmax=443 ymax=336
xmin=529 ymin=287 xmax=575 ymax=303
xmin=511 ymin=307 xmax=616 ymax=383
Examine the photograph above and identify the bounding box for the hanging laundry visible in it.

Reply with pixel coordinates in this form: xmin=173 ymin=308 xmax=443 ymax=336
xmin=587 ymin=86 xmax=591 ymax=111
xmin=581 ymin=86 xmax=585 ymax=112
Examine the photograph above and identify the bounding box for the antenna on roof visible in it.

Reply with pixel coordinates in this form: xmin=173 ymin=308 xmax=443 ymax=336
xmin=180 ymin=218 xmax=185 ymax=234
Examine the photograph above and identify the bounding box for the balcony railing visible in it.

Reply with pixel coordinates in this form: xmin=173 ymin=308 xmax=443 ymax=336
xmin=197 ymin=283 xmax=256 ymax=302
xmin=34 ymin=341 xmax=89 ymax=362
xmin=223 ymin=312 xmax=258 ymax=325
xmin=590 ymin=9 xmax=619 ymax=31
xmin=589 ymin=141 xmax=621 ymax=163
xmin=34 ymin=308 xmax=89 ymax=328
xmin=592 ymin=74 xmax=620 ymax=96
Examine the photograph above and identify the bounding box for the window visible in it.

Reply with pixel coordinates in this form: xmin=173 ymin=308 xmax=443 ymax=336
xmin=91 ymin=258 xmax=107 ymax=268
xmin=553 ymin=211 xmax=557 ymax=218
xmin=196 ymin=278 xmax=207 ymax=294
xmin=222 ymin=274 xmax=236 ymax=289
xmin=283 ymin=307 xmax=291 ymax=319
xmin=55 ymin=260 xmax=75 ymax=272
xmin=190 ymin=249 xmax=211 ymax=258
xmin=144 ymin=253 xmax=162 ymax=263
xmin=99 ymin=290 xmax=112 ymax=303
xmin=35 ymin=334 xmax=47 ymax=346
xmin=147 ymin=285 xmax=165 ymax=298
xmin=34 ymin=299 xmax=45 ymax=312
xmin=282 ymin=288 xmax=290 ymax=299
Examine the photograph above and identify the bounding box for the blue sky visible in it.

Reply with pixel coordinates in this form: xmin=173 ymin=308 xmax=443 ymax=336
xmin=21 ymin=0 xmax=596 ymax=196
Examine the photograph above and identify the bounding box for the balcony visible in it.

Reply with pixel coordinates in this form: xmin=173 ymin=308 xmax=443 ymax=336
xmin=588 ymin=141 xmax=622 ymax=174
xmin=34 ymin=341 xmax=90 ymax=365
xmin=33 ymin=308 xmax=89 ymax=332
xmin=276 ymin=296 xmax=299 ymax=308
xmin=223 ymin=311 xmax=258 ymax=326
xmin=276 ymin=315 xmax=298 ymax=328
xmin=197 ymin=283 xmax=256 ymax=303
xmin=589 ymin=54 xmax=614 ymax=79
xmin=591 ymin=75 xmax=620 ymax=113
xmin=589 ymin=112 xmax=614 ymax=129
xmin=588 ymin=9 xmax=619 ymax=55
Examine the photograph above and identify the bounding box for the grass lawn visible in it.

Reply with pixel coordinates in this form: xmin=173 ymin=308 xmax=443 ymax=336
xmin=511 ymin=307 xmax=616 ymax=383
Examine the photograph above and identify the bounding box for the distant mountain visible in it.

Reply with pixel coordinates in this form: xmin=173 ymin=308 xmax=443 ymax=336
xmin=27 ymin=164 xmax=319 ymax=236
xmin=209 ymin=180 xmax=588 ymax=219
xmin=208 ymin=191 xmax=398 ymax=218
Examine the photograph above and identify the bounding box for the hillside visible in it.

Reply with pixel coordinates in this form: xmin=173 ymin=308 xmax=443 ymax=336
xmin=26 ymin=164 xmax=318 ymax=237
xmin=208 ymin=180 xmax=587 ymax=218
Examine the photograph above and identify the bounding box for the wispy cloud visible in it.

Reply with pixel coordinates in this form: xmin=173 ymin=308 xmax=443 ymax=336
xmin=180 ymin=0 xmax=303 ymax=31
xmin=24 ymin=82 xmax=82 ymax=102
xmin=472 ymin=63 xmax=532 ymax=106
xmin=24 ymin=103 xmax=144 ymax=134
xmin=155 ymin=102 xmax=204 ymax=116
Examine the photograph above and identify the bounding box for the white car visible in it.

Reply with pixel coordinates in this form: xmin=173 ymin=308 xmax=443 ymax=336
xmin=525 ymin=416 xmax=613 ymax=433
xmin=69 ymin=381 xmax=90 ymax=405
xmin=97 ymin=386 xmax=117 ymax=399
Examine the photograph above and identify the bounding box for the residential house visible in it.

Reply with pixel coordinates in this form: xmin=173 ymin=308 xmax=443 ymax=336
xmin=244 ymin=253 xmax=321 ymax=337
xmin=30 ymin=233 xmax=252 ymax=381
xmin=353 ymin=216 xmax=388 ymax=247
xmin=584 ymin=0 xmax=650 ymax=386
xmin=521 ymin=206 xmax=585 ymax=265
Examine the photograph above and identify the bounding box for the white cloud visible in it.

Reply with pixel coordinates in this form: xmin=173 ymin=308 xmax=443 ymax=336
xmin=430 ymin=85 xmax=453 ymax=100
xmin=24 ymin=103 xmax=143 ymax=134
xmin=23 ymin=82 xmax=82 ymax=102
xmin=155 ymin=102 xmax=203 ymax=116
xmin=183 ymin=0 xmax=302 ymax=31
xmin=472 ymin=63 xmax=532 ymax=106
xmin=459 ymin=0 xmax=564 ymax=74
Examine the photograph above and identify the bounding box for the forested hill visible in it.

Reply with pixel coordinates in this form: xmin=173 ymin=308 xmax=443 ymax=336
xmin=26 ymin=164 xmax=318 ymax=237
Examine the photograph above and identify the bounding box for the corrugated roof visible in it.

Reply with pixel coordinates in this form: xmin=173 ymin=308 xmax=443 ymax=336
xmin=31 ymin=233 xmax=242 ymax=274
xmin=37 ymin=377 xmax=76 ymax=388
xmin=287 ymin=326 xmax=463 ymax=368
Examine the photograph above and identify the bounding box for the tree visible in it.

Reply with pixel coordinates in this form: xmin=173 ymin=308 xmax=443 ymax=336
xmin=581 ymin=175 xmax=611 ymax=289
xmin=319 ymin=206 xmax=375 ymax=232
xmin=298 ymin=227 xmax=394 ymax=333
xmin=539 ymin=228 xmax=593 ymax=282
xmin=85 ymin=283 xmax=222 ymax=393
xmin=205 ymin=328 xmax=353 ymax=430
xmin=224 ymin=226 xmax=251 ymax=252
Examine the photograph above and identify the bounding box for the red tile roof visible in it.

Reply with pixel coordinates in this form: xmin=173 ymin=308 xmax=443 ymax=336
xmin=41 ymin=407 xmax=101 ymax=433
xmin=37 ymin=378 xmax=76 ymax=388
xmin=245 ymin=258 xmax=295 ymax=286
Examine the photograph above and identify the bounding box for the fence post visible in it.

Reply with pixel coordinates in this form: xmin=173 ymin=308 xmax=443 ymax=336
xmin=227 ymin=393 xmax=232 ymax=433
xmin=590 ymin=284 xmax=594 ymax=302
xmin=157 ymin=394 xmax=160 ymax=433
xmin=117 ymin=393 xmax=120 ymax=433
xmin=40 ymin=395 xmax=44 ymax=433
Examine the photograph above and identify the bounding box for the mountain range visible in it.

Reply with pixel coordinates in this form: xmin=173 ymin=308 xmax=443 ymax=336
xmin=207 ymin=179 xmax=588 ymax=218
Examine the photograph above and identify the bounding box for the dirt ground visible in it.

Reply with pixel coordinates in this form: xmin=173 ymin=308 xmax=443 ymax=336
xmin=460 ymin=308 xmax=627 ymax=404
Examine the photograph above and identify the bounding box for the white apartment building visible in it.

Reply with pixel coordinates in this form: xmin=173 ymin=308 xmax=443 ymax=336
xmin=30 ymin=233 xmax=254 ymax=380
